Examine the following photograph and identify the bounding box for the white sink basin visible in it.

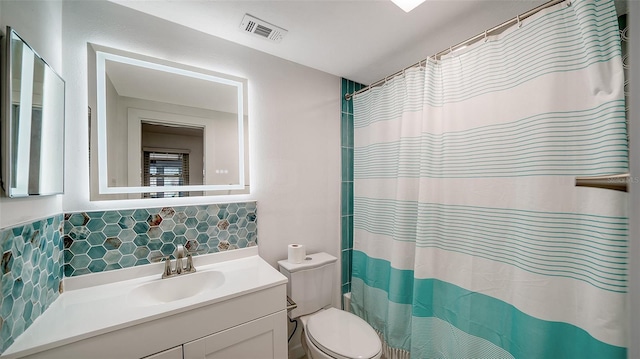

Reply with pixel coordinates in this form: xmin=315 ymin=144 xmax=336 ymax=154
xmin=130 ymin=270 xmax=225 ymax=305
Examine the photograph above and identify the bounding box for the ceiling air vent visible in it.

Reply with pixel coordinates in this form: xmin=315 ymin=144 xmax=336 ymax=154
xmin=240 ymin=14 xmax=288 ymax=43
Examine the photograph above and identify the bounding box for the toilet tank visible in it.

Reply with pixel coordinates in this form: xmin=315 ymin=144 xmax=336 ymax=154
xmin=278 ymin=252 xmax=337 ymax=319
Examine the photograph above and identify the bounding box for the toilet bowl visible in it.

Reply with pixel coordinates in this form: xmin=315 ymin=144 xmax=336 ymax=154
xmin=300 ymin=308 xmax=382 ymax=359
xmin=277 ymin=252 xmax=382 ymax=359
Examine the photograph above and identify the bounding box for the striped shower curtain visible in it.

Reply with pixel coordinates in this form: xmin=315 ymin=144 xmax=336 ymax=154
xmin=350 ymin=0 xmax=628 ymax=358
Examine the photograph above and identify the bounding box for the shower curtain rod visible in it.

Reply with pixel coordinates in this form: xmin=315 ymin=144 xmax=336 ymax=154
xmin=344 ymin=0 xmax=567 ymax=101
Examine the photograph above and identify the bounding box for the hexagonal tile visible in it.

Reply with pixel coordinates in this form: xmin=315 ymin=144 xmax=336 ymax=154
xmin=86 ymin=218 xmax=106 ymax=232
xmin=103 ymin=224 xmax=121 ymax=238
xmin=196 ymin=222 xmax=209 ymax=233
xmin=196 ymin=233 xmax=209 ymax=243
xmin=174 ymin=212 xmax=188 ymax=224
xmin=87 ymin=246 xmax=107 ymax=260
xmin=237 ymin=228 xmax=248 ymax=239
xmin=227 ymin=203 xmax=239 ymax=214
xmin=22 ymin=281 xmax=33 ymax=302
xmin=195 ymin=210 xmax=209 ymax=222
xmin=88 ymin=259 xmax=107 ymax=272
xmin=147 ymin=214 xmax=162 ymax=227
xmin=206 ymin=205 xmax=219 ymax=216
xmin=87 ymin=232 xmax=106 ymax=246
xmin=118 ymin=216 xmax=135 ymax=230
xmin=185 ymin=229 xmax=198 ymax=240
xmin=2 ymin=251 xmax=14 ymax=276
xmin=184 ymin=206 xmax=198 ymax=217
xmin=185 ymin=240 xmax=199 ymax=252
xmin=237 ymin=238 xmax=248 ymax=248
xmin=69 ymin=254 xmax=90 ymax=270
xmin=104 ymin=237 xmax=122 ymax=250
xmin=217 ymin=207 xmax=228 ymax=220
xmin=159 ymin=207 xmax=175 ymax=218
xmin=1 ymin=290 xmax=14 ymax=317
xmin=102 ymin=211 xmax=120 ymax=224
xmin=133 ymin=222 xmax=150 ymax=235
xmin=218 ymin=231 xmax=229 ymax=241
xmin=119 ymin=255 xmax=136 ymax=268
xmin=184 ymin=218 xmax=198 ymax=229
xmin=217 ymin=241 xmax=230 ymax=251
xmin=148 ymin=239 xmax=163 ymax=251
xmin=217 ymin=220 xmax=229 ymax=230
xmin=160 ymin=231 xmax=175 ymax=243
xmin=68 ymin=227 xmax=90 ymax=241
xmin=236 ymin=207 xmax=248 ymax=218
xmin=68 ymin=213 xmax=89 ymax=227
xmin=148 ymin=227 xmax=162 ymax=239
xmin=160 ymin=243 xmax=176 ymax=256
xmin=247 ymin=212 xmax=257 ymax=222
xmin=159 ymin=218 xmax=176 ymax=232
xmin=120 ymin=229 xmax=136 ymax=242
xmin=134 ymin=234 xmax=150 ymax=247
xmin=173 ymin=224 xmax=187 ymax=236
xmin=69 ymin=241 xmax=90 ymax=256
xmin=119 ymin=242 xmax=137 ymax=256
xmin=103 ymin=250 xmax=123 ymax=265
xmin=227 ymin=224 xmax=238 ymax=235
xmin=22 ymin=300 xmax=33 ymax=323
xmin=132 ymin=209 xmax=150 ymax=222
xmin=134 ymin=247 xmax=150 ymax=260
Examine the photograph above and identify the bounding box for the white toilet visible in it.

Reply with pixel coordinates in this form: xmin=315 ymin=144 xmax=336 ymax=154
xmin=278 ymin=252 xmax=382 ymax=359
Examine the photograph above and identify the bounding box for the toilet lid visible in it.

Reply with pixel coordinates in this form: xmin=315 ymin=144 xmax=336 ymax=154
xmin=306 ymin=308 xmax=381 ymax=359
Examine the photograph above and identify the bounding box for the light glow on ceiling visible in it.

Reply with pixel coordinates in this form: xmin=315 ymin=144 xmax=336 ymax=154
xmin=390 ymin=0 xmax=427 ymax=12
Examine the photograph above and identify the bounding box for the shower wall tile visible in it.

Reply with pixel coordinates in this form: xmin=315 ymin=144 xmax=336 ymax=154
xmin=341 ymin=78 xmax=362 ymax=296
xmin=63 ymin=202 xmax=257 ymax=276
xmin=0 ymin=215 xmax=64 ymax=353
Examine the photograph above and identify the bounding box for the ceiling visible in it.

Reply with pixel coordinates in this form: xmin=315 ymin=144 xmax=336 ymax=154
xmin=111 ymin=0 xmax=557 ymax=85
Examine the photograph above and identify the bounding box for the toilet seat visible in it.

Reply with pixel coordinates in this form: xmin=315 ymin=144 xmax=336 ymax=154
xmin=306 ymin=308 xmax=382 ymax=359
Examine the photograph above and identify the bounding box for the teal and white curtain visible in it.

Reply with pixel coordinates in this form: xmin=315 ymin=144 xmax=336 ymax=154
xmin=350 ymin=0 xmax=628 ymax=358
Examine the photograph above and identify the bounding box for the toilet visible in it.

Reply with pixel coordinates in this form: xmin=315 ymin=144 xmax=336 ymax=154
xmin=278 ymin=252 xmax=382 ymax=359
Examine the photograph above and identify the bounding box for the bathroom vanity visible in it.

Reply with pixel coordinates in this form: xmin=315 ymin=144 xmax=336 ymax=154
xmin=1 ymin=248 xmax=288 ymax=359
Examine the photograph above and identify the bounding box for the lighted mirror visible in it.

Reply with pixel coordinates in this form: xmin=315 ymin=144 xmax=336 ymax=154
xmin=89 ymin=46 xmax=249 ymax=200
xmin=1 ymin=27 xmax=65 ymax=197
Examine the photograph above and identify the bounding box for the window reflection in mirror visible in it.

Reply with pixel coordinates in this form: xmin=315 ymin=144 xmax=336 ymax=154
xmin=88 ymin=45 xmax=249 ymax=200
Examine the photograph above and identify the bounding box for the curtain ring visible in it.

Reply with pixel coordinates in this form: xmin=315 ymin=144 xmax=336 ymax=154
xmin=566 ymin=1 xmax=571 ymax=6
xmin=484 ymin=30 xmax=488 ymax=43
xmin=517 ymin=15 xmax=522 ymax=28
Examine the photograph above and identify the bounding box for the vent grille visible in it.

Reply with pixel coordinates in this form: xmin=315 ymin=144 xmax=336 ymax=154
xmin=240 ymin=14 xmax=288 ymax=43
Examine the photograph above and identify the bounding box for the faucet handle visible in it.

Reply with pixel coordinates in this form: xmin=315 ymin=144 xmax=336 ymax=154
xmin=163 ymin=257 xmax=173 ymax=278
xmin=185 ymin=253 xmax=196 ymax=273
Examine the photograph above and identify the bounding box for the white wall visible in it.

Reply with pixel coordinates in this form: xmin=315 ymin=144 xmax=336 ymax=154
xmin=0 ymin=1 xmax=64 ymax=228
xmin=61 ymin=1 xmax=341 ymax=271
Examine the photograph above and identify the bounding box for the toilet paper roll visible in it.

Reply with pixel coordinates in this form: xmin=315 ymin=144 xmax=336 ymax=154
xmin=287 ymin=244 xmax=306 ymax=264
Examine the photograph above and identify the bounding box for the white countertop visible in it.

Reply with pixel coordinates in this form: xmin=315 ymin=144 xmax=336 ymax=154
xmin=2 ymin=247 xmax=287 ymax=358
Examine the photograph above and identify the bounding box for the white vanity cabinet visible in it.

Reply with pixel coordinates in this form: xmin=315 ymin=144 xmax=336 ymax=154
xmin=183 ymin=311 xmax=287 ymax=359
xmin=4 ymin=252 xmax=289 ymax=359
xmin=21 ymin=285 xmax=287 ymax=359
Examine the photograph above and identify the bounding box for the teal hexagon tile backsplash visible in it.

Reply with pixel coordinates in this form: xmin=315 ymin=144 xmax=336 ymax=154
xmin=0 ymin=214 xmax=64 ymax=353
xmin=63 ymin=203 xmax=257 ymax=276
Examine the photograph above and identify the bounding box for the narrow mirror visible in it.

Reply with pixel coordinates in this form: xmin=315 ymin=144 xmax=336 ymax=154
xmin=1 ymin=27 xmax=65 ymax=197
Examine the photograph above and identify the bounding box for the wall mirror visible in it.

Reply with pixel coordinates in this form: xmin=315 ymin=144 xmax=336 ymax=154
xmin=89 ymin=45 xmax=249 ymax=200
xmin=1 ymin=26 xmax=65 ymax=197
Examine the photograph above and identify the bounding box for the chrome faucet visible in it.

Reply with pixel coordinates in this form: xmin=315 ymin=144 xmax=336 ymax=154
xmin=159 ymin=244 xmax=197 ymax=279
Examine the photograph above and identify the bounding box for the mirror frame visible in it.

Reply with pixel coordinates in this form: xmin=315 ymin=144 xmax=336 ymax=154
xmin=95 ymin=50 xmax=247 ymax=195
xmin=1 ymin=26 xmax=66 ymax=198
